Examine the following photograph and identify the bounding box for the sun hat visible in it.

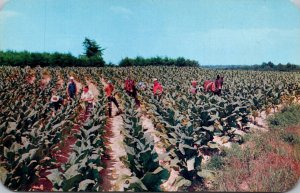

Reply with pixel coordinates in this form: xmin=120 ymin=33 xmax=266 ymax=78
xmin=51 ymin=95 xmax=59 ymax=102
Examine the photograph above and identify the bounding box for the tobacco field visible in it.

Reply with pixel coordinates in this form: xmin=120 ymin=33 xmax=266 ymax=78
xmin=0 ymin=66 xmax=299 ymax=191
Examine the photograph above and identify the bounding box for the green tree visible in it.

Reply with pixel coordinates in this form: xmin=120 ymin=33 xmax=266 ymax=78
xmin=119 ymin=57 xmax=134 ymax=67
xmin=82 ymin=37 xmax=104 ymax=58
xmin=118 ymin=56 xmax=199 ymax=67
xmin=82 ymin=37 xmax=105 ymax=67
xmin=267 ymin=61 xmax=274 ymax=68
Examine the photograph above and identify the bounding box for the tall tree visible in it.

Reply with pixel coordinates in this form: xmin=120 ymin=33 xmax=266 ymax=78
xmin=82 ymin=37 xmax=104 ymax=58
xmin=82 ymin=37 xmax=105 ymax=67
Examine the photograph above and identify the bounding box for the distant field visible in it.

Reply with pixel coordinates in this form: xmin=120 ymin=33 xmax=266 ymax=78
xmin=0 ymin=66 xmax=299 ymax=192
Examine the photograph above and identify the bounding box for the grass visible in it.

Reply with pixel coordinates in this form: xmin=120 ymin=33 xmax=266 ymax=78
xmin=205 ymin=155 xmax=224 ymax=170
xmin=280 ymin=132 xmax=300 ymax=145
xmin=209 ymin=104 xmax=300 ymax=192
xmin=268 ymin=104 xmax=300 ymax=129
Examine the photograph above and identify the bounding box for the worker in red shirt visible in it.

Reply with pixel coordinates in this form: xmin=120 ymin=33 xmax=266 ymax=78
xmin=153 ymin=78 xmax=163 ymax=101
xmin=124 ymin=76 xmax=140 ymax=107
xmin=105 ymin=80 xmax=122 ymax=117
xmin=190 ymin=80 xmax=198 ymax=94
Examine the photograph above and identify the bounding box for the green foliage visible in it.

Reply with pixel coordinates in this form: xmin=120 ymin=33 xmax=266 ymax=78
xmin=0 ymin=67 xmax=80 ymax=190
xmin=268 ymin=104 xmax=300 ymax=129
xmin=0 ymin=51 xmax=79 ymax=67
xmin=122 ymin=98 xmax=170 ymax=191
xmin=203 ymin=61 xmax=300 ymax=72
xmin=0 ymin=37 xmax=106 ymax=67
xmin=1 ymin=66 xmax=300 ymax=192
xmin=206 ymin=155 xmax=224 ymax=170
xmin=0 ymin=67 xmax=108 ymax=191
xmin=223 ymin=143 xmax=251 ymax=162
xmin=280 ymin=132 xmax=300 ymax=145
xmin=82 ymin=37 xmax=105 ymax=67
xmin=141 ymin=167 xmax=170 ymax=192
xmin=214 ymin=121 xmax=300 ymax=192
xmin=46 ymin=86 xmax=107 ymax=192
xmin=119 ymin=56 xmax=199 ymax=67
xmin=82 ymin=37 xmax=104 ymax=58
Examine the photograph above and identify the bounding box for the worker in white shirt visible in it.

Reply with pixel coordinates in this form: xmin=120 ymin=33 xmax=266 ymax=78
xmin=81 ymin=85 xmax=94 ymax=113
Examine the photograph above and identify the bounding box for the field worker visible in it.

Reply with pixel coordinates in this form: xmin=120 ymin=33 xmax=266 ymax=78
xmin=215 ymin=75 xmax=224 ymax=96
xmin=153 ymin=78 xmax=163 ymax=100
xmin=105 ymin=80 xmax=122 ymax=117
xmin=138 ymin=81 xmax=147 ymax=91
xmin=67 ymin=76 xmax=77 ymax=100
xmin=124 ymin=76 xmax=140 ymax=107
xmin=190 ymin=80 xmax=198 ymax=94
xmin=81 ymin=85 xmax=94 ymax=113
xmin=50 ymin=94 xmax=64 ymax=116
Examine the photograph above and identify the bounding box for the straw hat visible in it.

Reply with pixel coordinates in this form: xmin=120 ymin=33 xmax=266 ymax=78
xmin=51 ymin=95 xmax=59 ymax=102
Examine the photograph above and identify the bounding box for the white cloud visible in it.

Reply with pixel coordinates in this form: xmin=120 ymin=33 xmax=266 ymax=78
xmin=110 ymin=6 xmax=133 ymax=17
xmin=0 ymin=0 xmax=18 ymax=23
xmin=291 ymin=0 xmax=300 ymax=10
xmin=0 ymin=10 xmax=18 ymax=22
xmin=0 ymin=0 xmax=9 ymax=10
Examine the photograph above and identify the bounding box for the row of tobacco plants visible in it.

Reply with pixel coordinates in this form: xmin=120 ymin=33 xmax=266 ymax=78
xmin=1 ymin=66 xmax=300 ymax=191
xmin=101 ymin=66 xmax=300 ymax=190
xmin=0 ymin=67 xmax=109 ymax=191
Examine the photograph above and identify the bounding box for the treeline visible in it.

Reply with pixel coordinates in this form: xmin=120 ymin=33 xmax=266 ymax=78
xmin=0 ymin=50 xmax=105 ymax=67
xmin=119 ymin=56 xmax=199 ymax=67
xmin=203 ymin=62 xmax=300 ymax=72
xmin=0 ymin=38 xmax=106 ymax=67
xmin=0 ymin=36 xmax=200 ymax=67
xmin=0 ymin=51 xmax=200 ymax=67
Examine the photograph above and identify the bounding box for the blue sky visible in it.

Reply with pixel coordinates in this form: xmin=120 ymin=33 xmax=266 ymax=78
xmin=0 ymin=0 xmax=300 ymax=65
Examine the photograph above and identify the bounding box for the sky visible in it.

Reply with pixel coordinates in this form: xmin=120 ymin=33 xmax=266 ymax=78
xmin=0 ymin=0 xmax=300 ymax=65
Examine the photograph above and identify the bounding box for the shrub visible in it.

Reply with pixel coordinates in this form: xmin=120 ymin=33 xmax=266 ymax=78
xmin=281 ymin=132 xmax=300 ymax=145
xmin=214 ymin=135 xmax=300 ymax=192
xmin=206 ymin=155 xmax=224 ymax=170
xmin=268 ymin=104 xmax=300 ymax=129
xmin=213 ymin=117 xmax=300 ymax=192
